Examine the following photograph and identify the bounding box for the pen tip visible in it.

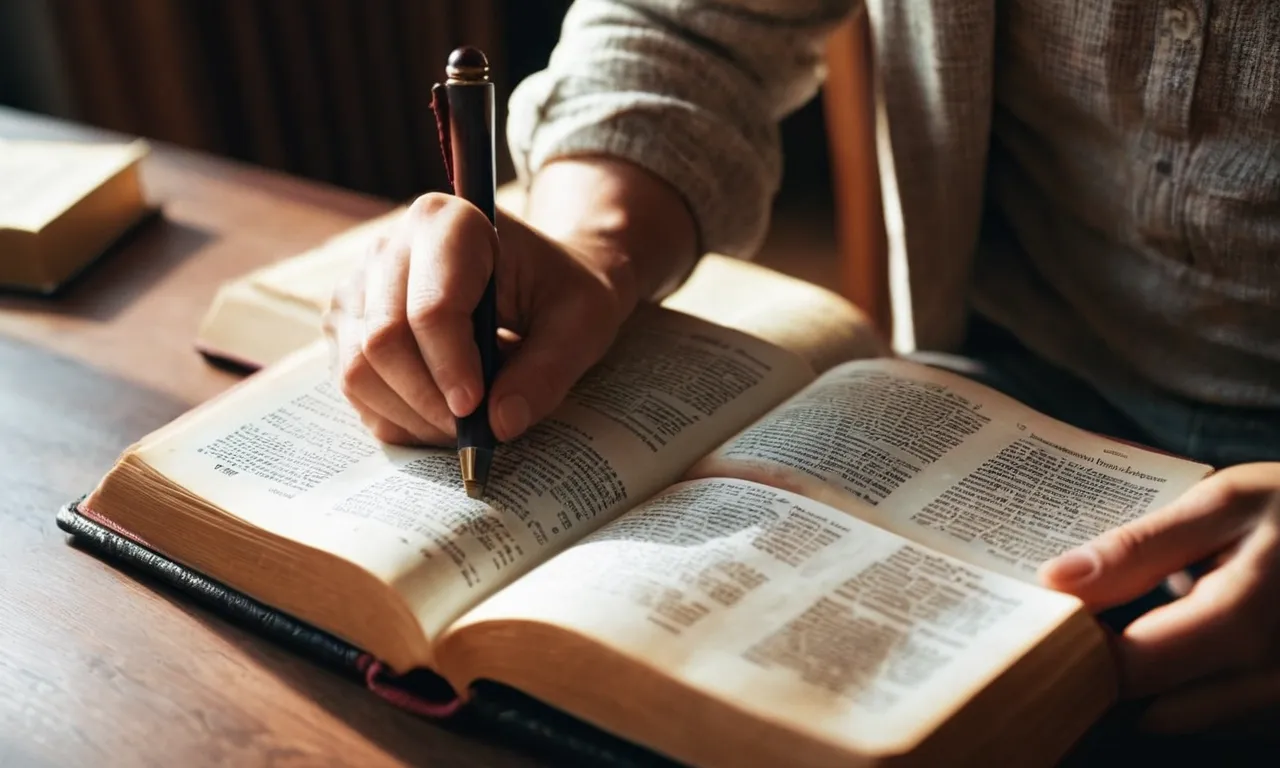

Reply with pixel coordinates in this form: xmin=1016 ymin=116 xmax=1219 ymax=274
xmin=458 ymin=446 xmax=492 ymax=500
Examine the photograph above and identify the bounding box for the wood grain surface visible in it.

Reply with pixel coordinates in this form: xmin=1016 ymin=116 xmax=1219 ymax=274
xmin=0 ymin=107 xmax=542 ymax=768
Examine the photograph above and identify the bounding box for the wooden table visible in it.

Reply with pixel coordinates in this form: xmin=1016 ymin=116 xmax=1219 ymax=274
xmin=0 ymin=107 xmax=543 ymax=767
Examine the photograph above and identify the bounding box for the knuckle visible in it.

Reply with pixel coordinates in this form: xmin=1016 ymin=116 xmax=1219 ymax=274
xmin=329 ymin=273 xmax=365 ymax=316
xmin=361 ymin=320 xmax=403 ymax=364
xmin=364 ymin=235 xmax=391 ymax=261
xmin=323 ymin=290 xmax=351 ymax=331
xmin=339 ymin=355 xmax=372 ymax=401
xmin=407 ymin=290 xmax=451 ymax=333
xmin=408 ymin=192 xmax=454 ymax=221
xmin=320 ymin=307 xmax=338 ymax=338
xmin=326 ymin=288 xmax=344 ymax=315
xmin=1102 ymin=522 xmax=1154 ymax=563
xmin=327 ymin=283 xmax=350 ymax=315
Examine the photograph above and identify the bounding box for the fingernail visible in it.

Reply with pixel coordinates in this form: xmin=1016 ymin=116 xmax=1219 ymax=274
xmin=494 ymin=395 xmax=530 ymax=440
xmin=1045 ymin=547 xmax=1099 ymax=585
xmin=445 ymin=386 xmax=474 ymax=417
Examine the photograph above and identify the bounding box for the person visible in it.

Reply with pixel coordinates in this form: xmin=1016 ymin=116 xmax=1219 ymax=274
xmin=323 ymin=0 xmax=1280 ymax=738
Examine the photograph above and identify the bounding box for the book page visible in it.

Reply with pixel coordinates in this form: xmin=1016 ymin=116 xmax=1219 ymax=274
xmin=663 ymin=254 xmax=888 ymax=373
xmin=138 ymin=306 xmax=813 ymax=637
xmin=0 ymin=140 xmax=147 ymax=231
xmin=245 ymin=210 xmax=400 ymax=310
xmin=447 ymin=478 xmax=1082 ymax=753
xmin=689 ymin=359 xmax=1213 ymax=582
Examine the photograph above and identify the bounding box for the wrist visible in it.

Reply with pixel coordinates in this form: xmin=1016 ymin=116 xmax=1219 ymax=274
xmin=560 ymin=234 xmax=643 ymax=320
xmin=524 ymin=157 xmax=699 ymax=303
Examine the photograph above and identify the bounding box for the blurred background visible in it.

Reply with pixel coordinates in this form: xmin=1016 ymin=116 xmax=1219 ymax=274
xmin=0 ymin=0 xmax=842 ymax=297
xmin=0 ymin=0 xmax=834 ymax=208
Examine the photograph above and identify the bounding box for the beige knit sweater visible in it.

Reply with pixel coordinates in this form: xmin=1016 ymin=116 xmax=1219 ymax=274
xmin=505 ymin=0 xmax=1280 ymax=408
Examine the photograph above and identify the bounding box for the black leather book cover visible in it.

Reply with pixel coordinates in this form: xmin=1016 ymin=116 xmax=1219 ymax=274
xmin=56 ymin=500 xmax=678 ymax=768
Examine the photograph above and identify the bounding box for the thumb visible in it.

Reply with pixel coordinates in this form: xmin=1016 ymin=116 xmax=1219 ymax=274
xmin=485 ymin=295 xmax=621 ymax=442
xmin=1038 ymin=479 xmax=1255 ymax=609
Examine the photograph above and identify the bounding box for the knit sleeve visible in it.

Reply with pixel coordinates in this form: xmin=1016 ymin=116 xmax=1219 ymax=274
xmin=505 ymin=0 xmax=857 ymax=259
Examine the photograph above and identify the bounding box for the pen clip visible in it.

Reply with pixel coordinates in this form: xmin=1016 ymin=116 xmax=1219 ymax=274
xmin=430 ymin=83 xmax=455 ymax=190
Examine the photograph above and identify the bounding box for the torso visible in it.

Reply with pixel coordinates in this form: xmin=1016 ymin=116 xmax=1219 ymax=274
xmin=973 ymin=0 xmax=1280 ymax=407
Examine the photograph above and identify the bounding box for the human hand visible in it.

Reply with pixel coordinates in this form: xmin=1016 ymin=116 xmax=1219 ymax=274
xmin=1040 ymin=462 xmax=1280 ymax=736
xmin=322 ymin=192 xmax=638 ymax=446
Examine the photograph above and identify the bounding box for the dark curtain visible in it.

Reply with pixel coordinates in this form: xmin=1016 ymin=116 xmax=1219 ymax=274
xmin=4 ymin=0 xmax=525 ymax=201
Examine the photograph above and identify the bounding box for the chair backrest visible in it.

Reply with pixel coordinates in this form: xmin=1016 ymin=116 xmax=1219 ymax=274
xmin=821 ymin=9 xmax=892 ymax=339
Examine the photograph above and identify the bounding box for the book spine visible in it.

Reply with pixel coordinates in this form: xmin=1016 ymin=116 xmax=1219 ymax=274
xmin=56 ymin=502 xmax=678 ymax=766
xmin=57 ymin=501 xmax=460 ymax=716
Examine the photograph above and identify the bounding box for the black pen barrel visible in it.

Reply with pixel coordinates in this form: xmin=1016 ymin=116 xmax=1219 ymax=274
xmin=444 ymin=50 xmax=500 ymax=486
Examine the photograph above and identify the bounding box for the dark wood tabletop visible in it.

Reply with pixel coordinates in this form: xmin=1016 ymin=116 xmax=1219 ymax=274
xmin=0 ymin=107 xmax=543 ymax=768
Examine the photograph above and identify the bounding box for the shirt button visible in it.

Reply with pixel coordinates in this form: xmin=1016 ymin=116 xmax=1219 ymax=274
xmin=1165 ymin=3 xmax=1198 ymax=42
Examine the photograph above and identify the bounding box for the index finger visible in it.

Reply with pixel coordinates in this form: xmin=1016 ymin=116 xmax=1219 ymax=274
xmin=1040 ymin=477 xmax=1263 ymax=610
xmin=404 ymin=193 xmax=496 ymax=418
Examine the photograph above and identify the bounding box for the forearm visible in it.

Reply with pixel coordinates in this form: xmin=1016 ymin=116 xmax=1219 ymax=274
xmin=522 ymin=157 xmax=698 ymax=306
xmin=506 ymin=0 xmax=856 ymax=264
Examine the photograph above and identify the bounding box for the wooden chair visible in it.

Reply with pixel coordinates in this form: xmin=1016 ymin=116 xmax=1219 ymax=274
xmin=822 ymin=9 xmax=892 ymax=341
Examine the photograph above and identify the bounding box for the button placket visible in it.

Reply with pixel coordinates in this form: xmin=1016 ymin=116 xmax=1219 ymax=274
xmin=1144 ymin=0 xmax=1206 ymax=135
xmin=1134 ymin=0 xmax=1209 ymax=259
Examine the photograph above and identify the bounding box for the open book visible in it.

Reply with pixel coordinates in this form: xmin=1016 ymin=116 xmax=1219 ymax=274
xmin=0 ymin=138 xmax=150 ymax=293
xmin=73 ymin=284 xmax=1211 ymax=766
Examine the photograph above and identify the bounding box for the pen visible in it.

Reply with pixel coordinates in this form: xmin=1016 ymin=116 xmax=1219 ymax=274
xmin=441 ymin=46 xmax=500 ymax=499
